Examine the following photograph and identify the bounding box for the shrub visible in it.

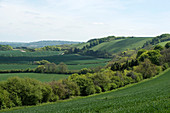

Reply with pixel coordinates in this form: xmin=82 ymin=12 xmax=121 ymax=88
xmin=154 ymin=45 xmax=164 ymax=51
xmin=62 ymin=79 xmax=80 ymax=98
xmin=1 ymin=77 xmax=50 ymax=106
xmin=135 ymin=59 xmax=158 ymax=79
xmin=0 ymin=87 xmax=14 ymax=109
xmin=95 ymin=85 xmax=102 ymax=93
xmin=165 ymin=42 xmax=170 ymax=48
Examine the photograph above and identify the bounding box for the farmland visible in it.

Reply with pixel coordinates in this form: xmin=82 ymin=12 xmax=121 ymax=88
xmin=0 ymin=64 xmax=37 ymax=70
xmin=2 ymin=69 xmax=169 ymax=113
xmin=0 ymin=51 xmax=110 ymax=65
xmin=91 ymin=37 xmax=153 ymax=53
xmin=0 ymin=50 xmax=110 ymax=71
xmin=0 ymin=73 xmax=70 ymax=82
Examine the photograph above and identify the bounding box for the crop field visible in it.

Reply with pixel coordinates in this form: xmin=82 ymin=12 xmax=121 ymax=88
xmin=0 ymin=73 xmax=70 ymax=82
xmin=0 ymin=64 xmax=37 ymax=70
xmin=0 ymin=50 xmax=63 ymax=57
xmin=91 ymin=37 xmax=153 ymax=53
xmin=0 ymin=52 xmax=109 ymax=66
xmin=2 ymin=69 xmax=169 ymax=113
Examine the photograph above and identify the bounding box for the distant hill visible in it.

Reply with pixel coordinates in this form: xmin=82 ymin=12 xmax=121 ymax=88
xmin=71 ymin=37 xmax=153 ymax=54
xmin=0 ymin=40 xmax=81 ymax=48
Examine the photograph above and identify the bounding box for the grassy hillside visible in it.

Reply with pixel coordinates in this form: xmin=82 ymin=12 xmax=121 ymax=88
xmin=91 ymin=37 xmax=153 ymax=53
xmin=158 ymin=41 xmax=170 ymax=46
xmin=2 ymin=69 xmax=170 ymax=113
xmin=0 ymin=73 xmax=69 ymax=82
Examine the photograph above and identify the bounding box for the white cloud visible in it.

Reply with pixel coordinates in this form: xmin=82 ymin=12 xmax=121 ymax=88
xmin=0 ymin=0 xmax=169 ymax=42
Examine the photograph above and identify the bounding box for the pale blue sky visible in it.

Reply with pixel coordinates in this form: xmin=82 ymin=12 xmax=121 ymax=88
xmin=0 ymin=0 xmax=170 ymax=42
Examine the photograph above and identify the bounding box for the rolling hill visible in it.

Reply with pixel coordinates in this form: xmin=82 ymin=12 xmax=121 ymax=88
xmin=2 ymin=69 xmax=170 ymax=113
xmin=0 ymin=41 xmax=81 ymax=48
xmin=90 ymin=37 xmax=153 ymax=53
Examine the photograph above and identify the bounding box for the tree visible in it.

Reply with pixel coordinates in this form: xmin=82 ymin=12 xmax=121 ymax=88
xmin=58 ymin=62 xmax=67 ymax=73
xmin=135 ymin=59 xmax=158 ymax=78
xmin=136 ymin=49 xmax=147 ymax=58
xmin=165 ymin=42 xmax=170 ymax=48
xmin=154 ymin=45 xmax=164 ymax=51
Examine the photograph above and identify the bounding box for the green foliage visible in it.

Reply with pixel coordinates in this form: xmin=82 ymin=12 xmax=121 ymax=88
xmin=34 ymin=60 xmax=50 ymax=65
xmin=0 ymin=45 xmax=13 ymax=51
xmin=135 ymin=59 xmax=158 ymax=78
xmin=154 ymin=45 xmax=164 ymax=51
xmin=0 ymin=87 xmax=14 ymax=109
xmin=165 ymin=42 xmax=170 ymax=48
xmin=5 ymin=68 xmax=170 ymax=113
xmin=143 ymin=34 xmax=170 ymax=48
xmin=136 ymin=49 xmax=147 ymax=58
xmin=138 ymin=50 xmax=161 ymax=65
xmin=79 ymin=68 xmax=91 ymax=74
xmin=58 ymin=62 xmax=68 ymax=73
xmin=0 ymin=77 xmax=53 ymax=108
xmin=35 ymin=46 xmax=61 ymax=51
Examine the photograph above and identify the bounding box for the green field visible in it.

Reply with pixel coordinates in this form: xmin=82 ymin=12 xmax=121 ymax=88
xmin=0 ymin=50 xmax=63 ymax=57
xmin=0 ymin=51 xmax=109 ymax=65
xmin=158 ymin=41 xmax=170 ymax=46
xmin=0 ymin=73 xmax=70 ymax=82
xmin=2 ymin=69 xmax=169 ymax=113
xmin=91 ymin=37 xmax=153 ymax=53
xmin=0 ymin=64 xmax=37 ymax=70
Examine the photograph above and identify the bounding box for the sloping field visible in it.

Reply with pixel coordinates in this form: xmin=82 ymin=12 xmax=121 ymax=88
xmin=91 ymin=37 xmax=153 ymax=53
xmin=2 ymin=69 xmax=170 ymax=113
xmin=158 ymin=41 xmax=170 ymax=46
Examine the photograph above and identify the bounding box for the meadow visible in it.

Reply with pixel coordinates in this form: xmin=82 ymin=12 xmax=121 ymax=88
xmin=91 ymin=37 xmax=153 ymax=53
xmin=0 ymin=51 xmax=110 ymax=65
xmin=0 ymin=73 xmax=70 ymax=82
xmin=0 ymin=64 xmax=37 ymax=70
xmin=2 ymin=69 xmax=169 ymax=113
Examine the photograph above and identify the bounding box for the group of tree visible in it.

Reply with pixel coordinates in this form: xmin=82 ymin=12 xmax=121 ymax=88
xmin=0 ymin=42 xmax=170 ymax=110
xmin=34 ymin=46 xmax=61 ymax=51
xmin=142 ymin=34 xmax=170 ymax=48
xmin=35 ymin=62 xmax=68 ymax=74
xmin=0 ymin=45 xmax=13 ymax=51
xmin=65 ymin=48 xmax=111 ymax=58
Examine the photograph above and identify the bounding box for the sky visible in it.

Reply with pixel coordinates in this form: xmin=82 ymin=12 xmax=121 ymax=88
xmin=0 ymin=0 xmax=170 ymax=42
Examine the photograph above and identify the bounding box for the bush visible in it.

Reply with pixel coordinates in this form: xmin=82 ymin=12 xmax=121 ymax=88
xmin=62 ymin=79 xmax=80 ymax=98
xmin=110 ymin=83 xmax=117 ymax=90
xmin=95 ymin=85 xmax=102 ymax=93
xmin=1 ymin=77 xmax=50 ymax=106
xmin=165 ymin=42 xmax=170 ymax=48
xmin=135 ymin=59 xmax=158 ymax=79
xmin=154 ymin=45 xmax=164 ymax=51
xmin=0 ymin=87 xmax=14 ymax=109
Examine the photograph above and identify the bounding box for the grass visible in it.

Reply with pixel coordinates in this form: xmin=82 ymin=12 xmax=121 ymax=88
xmin=0 ymin=51 xmax=109 ymax=65
xmin=158 ymin=41 xmax=170 ymax=46
xmin=91 ymin=37 xmax=153 ymax=53
xmin=0 ymin=73 xmax=70 ymax=82
xmin=0 ymin=64 xmax=37 ymax=70
xmin=0 ymin=50 xmax=63 ymax=57
xmin=2 ymin=69 xmax=170 ymax=113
